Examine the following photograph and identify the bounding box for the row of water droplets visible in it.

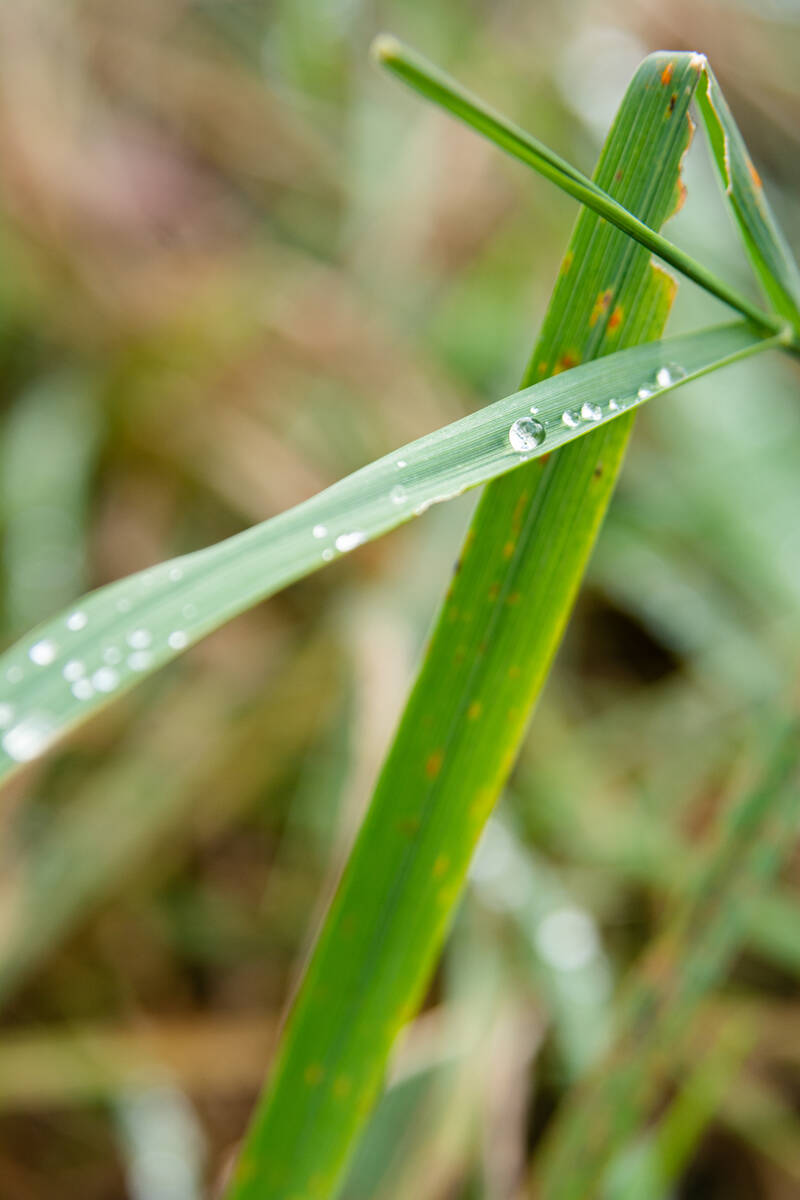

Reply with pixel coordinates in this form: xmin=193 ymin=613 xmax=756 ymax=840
xmin=507 ymin=363 xmax=687 ymax=456
xmin=1 ymin=563 xmax=197 ymax=764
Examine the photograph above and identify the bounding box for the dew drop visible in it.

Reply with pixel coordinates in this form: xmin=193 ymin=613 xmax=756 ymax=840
xmin=637 ymin=382 xmax=656 ymax=401
xmin=335 ymin=531 xmax=366 ymax=553
xmin=580 ymin=401 xmax=602 ymax=422
xmin=66 ymin=611 xmax=88 ymax=632
xmin=561 ymin=409 xmax=581 ymax=429
xmin=2 ymin=713 xmax=56 ymax=762
xmin=6 ymin=667 xmax=23 ymax=684
xmin=0 ymin=704 xmax=13 ymax=728
xmin=91 ymin=667 xmax=119 ymax=693
xmin=390 ymin=485 xmax=408 ymax=505
xmin=182 ymin=604 xmax=197 ymax=620
xmin=168 ymin=631 xmax=188 ymax=650
xmin=312 ymin=524 xmax=327 ymax=539
xmin=608 ymin=398 xmax=620 ymax=412
xmin=116 ymin=597 xmax=132 ymax=613
xmin=322 ymin=548 xmax=334 ymax=561
xmin=168 ymin=566 xmax=183 ymax=582
xmin=63 ymin=660 xmax=85 ymax=682
xmin=29 ymin=639 xmax=57 ymax=666
xmin=127 ymin=630 xmax=151 ymax=650
xmin=128 ymin=651 xmax=152 ymax=671
xmin=103 ymin=647 xmax=123 ymax=665
xmin=656 ymin=362 xmax=688 ymax=388
xmin=71 ymin=679 xmax=94 ymax=700
xmin=395 ymin=459 xmax=407 ymax=470
xmin=529 ymin=405 xmax=540 ymax=415
xmin=508 ymin=417 xmax=546 ymax=453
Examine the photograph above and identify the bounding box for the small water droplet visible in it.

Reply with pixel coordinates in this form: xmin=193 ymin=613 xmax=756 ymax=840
xmin=29 ymin=639 xmax=57 ymax=666
xmin=312 ymin=524 xmax=327 ymax=539
xmin=66 ymin=611 xmax=88 ymax=632
xmin=142 ymin=573 xmax=155 ymax=589
xmin=116 ymin=597 xmax=132 ymax=613
xmin=608 ymin=399 xmax=620 ymax=412
xmin=580 ymin=401 xmax=602 ymax=422
xmin=128 ymin=651 xmax=152 ymax=671
xmin=390 ymin=485 xmax=408 ymax=505
xmin=71 ymin=679 xmax=94 ymax=700
xmin=508 ymin=417 xmax=546 ymax=453
xmin=91 ymin=667 xmax=119 ymax=693
xmin=127 ymin=630 xmax=151 ymax=650
xmin=529 ymin=405 xmax=540 ymax=415
xmin=637 ymin=382 xmax=655 ymax=401
xmin=395 ymin=459 xmax=407 ymax=469
xmin=335 ymin=531 xmax=366 ymax=553
xmin=655 ymin=362 xmax=688 ymax=388
xmin=2 ymin=713 xmax=56 ymax=762
xmin=63 ymin=660 xmax=85 ymax=682
xmin=182 ymin=604 xmax=197 ymax=620
xmin=322 ymin=548 xmax=334 ymax=561
xmin=103 ymin=647 xmax=123 ymax=665
xmin=6 ymin=667 xmax=23 ymax=684
xmin=168 ymin=631 xmax=188 ymax=650
xmin=562 ymin=409 xmax=581 ymax=429
xmin=0 ymin=704 xmax=13 ymax=728
xmin=168 ymin=566 xmax=183 ymax=582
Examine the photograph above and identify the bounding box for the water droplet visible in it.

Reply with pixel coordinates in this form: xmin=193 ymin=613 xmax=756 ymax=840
xmin=128 ymin=651 xmax=152 ymax=671
xmin=322 ymin=549 xmax=334 ymax=561
xmin=335 ymin=531 xmax=366 ymax=553
xmin=655 ymin=362 xmax=687 ymax=388
xmin=535 ymin=906 xmax=600 ymax=971
xmin=608 ymin=399 xmax=620 ymax=412
xmin=91 ymin=667 xmax=119 ymax=693
xmin=116 ymin=597 xmax=132 ymax=613
xmin=2 ymin=713 xmax=56 ymax=762
xmin=508 ymin=417 xmax=546 ymax=453
xmin=580 ymin=401 xmax=602 ymax=422
xmin=168 ymin=631 xmax=188 ymax=650
xmin=0 ymin=704 xmax=13 ymax=728
xmin=142 ymin=573 xmax=155 ymax=589
xmin=168 ymin=566 xmax=183 ymax=582
xmin=63 ymin=660 xmax=85 ymax=682
xmin=395 ymin=459 xmax=407 ymax=469
xmin=71 ymin=679 xmax=94 ymax=700
xmin=103 ymin=647 xmax=123 ymax=665
xmin=529 ymin=405 xmax=540 ymax=415
xmin=562 ymin=409 xmax=581 ymax=429
xmin=6 ymin=667 xmax=23 ymax=684
xmin=66 ymin=611 xmax=88 ymax=632
xmin=182 ymin=604 xmax=197 ymax=620
xmin=390 ymin=485 xmax=408 ymax=505
xmin=312 ymin=524 xmax=327 ymax=539
xmin=637 ymin=382 xmax=655 ymax=401
xmin=29 ymin=639 xmax=57 ymax=666
xmin=127 ymin=630 xmax=151 ymax=650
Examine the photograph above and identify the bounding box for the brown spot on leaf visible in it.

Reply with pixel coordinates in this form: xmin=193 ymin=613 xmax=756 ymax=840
xmin=590 ymin=288 xmax=614 ymax=327
xmin=560 ymin=251 xmax=574 ymax=274
xmin=554 ymin=351 xmax=581 ymax=374
xmin=614 ymin=168 xmax=624 ymax=183
xmin=668 ymin=93 xmax=677 ymax=115
xmin=608 ymin=304 xmax=624 ymax=331
xmin=425 ymin=750 xmax=444 ymax=779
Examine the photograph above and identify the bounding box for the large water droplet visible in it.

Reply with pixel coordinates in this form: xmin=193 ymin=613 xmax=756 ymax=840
xmin=29 ymin=639 xmax=57 ymax=666
xmin=656 ymin=362 xmax=688 ymax=388
xmin=63 ymin=660 xmax=85 ymax=682
xmin=580 ymin=401 xmax=602 ymax=422
xmin=92 ymin=667 xmax=119 ymax=693
xmin=508 ymin=417 xmax=546 ymax=453
xmin=2 ymin=713 xmax=56 ymax=762
xmin=335 ymin=531 xmax=366 ymax=553
xmin=562 ymin=409 xmax=581 ymax=429
xmin=312 ymin=524 xmax=327 ymax=540
xmin=66 ymin=611 xmax=88 ymax=632
xmin=168 ymin=631 xmax=188 ymax=650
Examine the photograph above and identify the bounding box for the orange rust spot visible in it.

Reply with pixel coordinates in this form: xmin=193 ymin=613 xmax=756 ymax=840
xmin=537 ymin=361 xmax=548 ymax=377
xmin=425 ymin=750 xmax=444 ymax=779
xmin=502 ymin=541 xmax=516 ymax=559
xmin=560 ymin=251 xmax=574 ymax=274
xmin=467 ymin=700 xmax=482 ymax=721
xmin=539 ymin=452 xmax=551 ymax=465
xmin=397 ymin=817 xmax=421 ymax=838
xmin=614 ymin=168 xmax=624 ymax=183
xmin=589 ymin=288 xmax=613 ymax=327
xmin=608 ymin=304 xmax=624 ymax=331
xmin=511 ymin=490 xmax=529 ymax=530
xmin=748 ymin=159 xmax=762 ymax=188
xmin=433 ymin=854 xmax=450 ymax=877
xmin=507 ymin=591 xmax=521 ymax=606
xmin=554 ymin=351 xmax=581 ymax=374
xmin=661 ymin=62 xmax=674 ymax=86
xmin=488 ymin=582 xmax=500 ymax=601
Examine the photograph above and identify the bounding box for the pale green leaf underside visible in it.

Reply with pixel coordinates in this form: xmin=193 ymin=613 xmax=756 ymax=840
xmin=0 ymin=321 xmax=774 ymax=780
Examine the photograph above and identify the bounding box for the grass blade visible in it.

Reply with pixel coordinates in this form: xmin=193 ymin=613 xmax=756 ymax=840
xmin=225 ymin=48 xmax=704 ymax=1200
xmin=0 ymin=321 xmax=774 ymax=784
xmin=696 ymin=61 xmax=800 ymax=328
xmin=373 ymin=36 xmax=795 ymax=344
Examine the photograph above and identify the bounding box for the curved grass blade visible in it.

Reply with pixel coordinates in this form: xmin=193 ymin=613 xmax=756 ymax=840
xmin=373 ymin=36 xmax=795 ymax=345
xmin=0 ymin=321 xmax=774 ymax=784
xmin=696 ymin=61 xmax=800 ymax=329
xmin=224 ymin=48 xmax=707 ymax=1200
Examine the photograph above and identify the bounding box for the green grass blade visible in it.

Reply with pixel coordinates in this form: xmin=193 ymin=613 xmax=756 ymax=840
xmin=373 ymin=36 xmax=793 ymax=343
xmin=225 ymin=48 xmax=704 ymax=1200
xmin=532 ymin=722 xmax=800 ymax=1199
xmin=0 ymin=321 xmax=774 ymax=784
xmin=696 ymin=61 xmax=800 ymax=328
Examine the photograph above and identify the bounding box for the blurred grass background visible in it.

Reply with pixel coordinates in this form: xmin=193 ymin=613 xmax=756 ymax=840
xmin=1 ymin=1 xmax=800 ymax=1197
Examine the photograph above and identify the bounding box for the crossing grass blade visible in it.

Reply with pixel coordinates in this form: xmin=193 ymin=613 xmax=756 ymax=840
xmin=0 ymin=321 xmax=774 ymax=784
xmin=224 ymin=48 xmax=707 ymax=1200
xmin=695 ymin=61 xmax=800 ymax=328
xmin=531 ymin=721 xmax=800 ymax=1199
